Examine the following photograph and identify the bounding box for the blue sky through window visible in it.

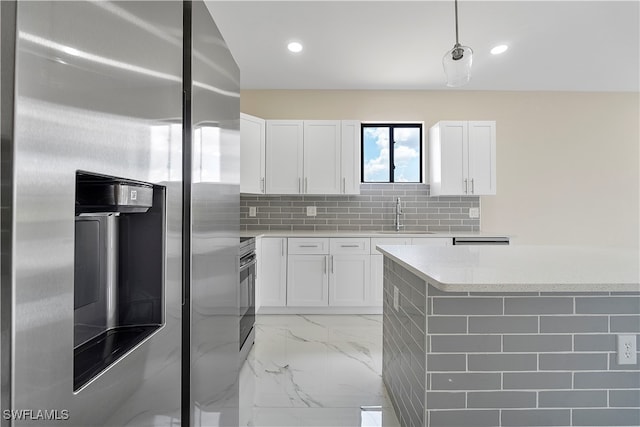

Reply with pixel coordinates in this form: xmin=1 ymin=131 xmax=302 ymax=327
xmin=363 ymin=125 xmax=421 ymax=182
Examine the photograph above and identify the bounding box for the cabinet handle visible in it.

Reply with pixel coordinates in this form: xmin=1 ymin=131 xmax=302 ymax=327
xmin=281 ymin=239 xmax=284 ymax=256
xmin=464 ymin=178 xmax=468 ymax=194
xmin=305 ymin=177 xmax=308 ymax=193
xmin=331 ymin=255 xmax=334 ymax=274
xmin=323 ymin=256 xmax=327 ymax=274
xmin=298 ymin=178 xmax=301 ymax=193
xmin=340 ymin=244 xmax=360 ymax=248
xmin=343 ymin=177 xmax=346 ymax=194
xmin=299 ymin=244 xmax=319 ymax=248
xmin=260 ymin=177 xmax=265 ymax=193
xmin=471 ymin=178 xmax=475 ymax=194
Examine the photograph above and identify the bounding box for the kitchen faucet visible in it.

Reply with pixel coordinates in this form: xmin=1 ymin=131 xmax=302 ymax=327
xmin=395 ymin=197 xmax=403 ymax=232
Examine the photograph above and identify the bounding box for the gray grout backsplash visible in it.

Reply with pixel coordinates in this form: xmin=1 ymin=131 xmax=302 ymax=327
xmin=382 ymin=258 xmax=640 ymax=427
xmin=240 ymin=183 xmax=480 ymax=232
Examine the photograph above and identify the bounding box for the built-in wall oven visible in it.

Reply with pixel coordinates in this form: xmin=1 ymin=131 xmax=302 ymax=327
xmin=239 ymin=237 xmax=256 ymax=361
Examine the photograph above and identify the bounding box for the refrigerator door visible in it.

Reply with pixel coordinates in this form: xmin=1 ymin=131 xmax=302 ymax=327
xmin=188 ymin=2 xmax=240 ymax=426
xmin=7 ymin=1 xmax=183 ymax=425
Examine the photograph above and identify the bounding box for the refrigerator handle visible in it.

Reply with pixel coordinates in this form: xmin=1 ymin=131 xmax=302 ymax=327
xmin=182 ymin=89 xmax=189 ymax=307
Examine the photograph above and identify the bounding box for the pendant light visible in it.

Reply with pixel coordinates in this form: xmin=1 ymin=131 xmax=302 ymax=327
xmin=442 ymin=0 xmax=473 ymax=87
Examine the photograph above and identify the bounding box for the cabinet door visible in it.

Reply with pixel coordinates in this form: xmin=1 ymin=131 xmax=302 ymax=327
xmin=329 ymin=254 xmax=370 ymax=306
xmin=370 ymin=254 xmax=384 ymax=306
xmin=440 ymin=121 xmax=468 ymax=195
xmin=468 ymin=121 xmax=496 ymax=195
xmin=240 ymin=113 xmax=265 ymax=194
xmin=303 ymin=121 xmax=341 ymax=194
xmin=341 ymin=120 xmax=361 ymax=194
xmin=287 ymin=255 xmax=328 ymax=306
xmin=259 ymin=238 xmax=287 ymax=307
xmin=266 ymin=120 xmax=303 ymax=194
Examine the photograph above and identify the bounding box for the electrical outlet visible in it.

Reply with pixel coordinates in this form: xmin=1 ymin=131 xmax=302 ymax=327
xmin=617 ymin=334 xmax=637 ymax=365
xmin=306 ymin=206 xmax=317 ymax=216
xmin=393 ymin=286 xmax=400 ymax=311
xmin=469 ymin=207 xmax=480 ymax=218
xmin=249 ymin=207 xmax=256 ymax=217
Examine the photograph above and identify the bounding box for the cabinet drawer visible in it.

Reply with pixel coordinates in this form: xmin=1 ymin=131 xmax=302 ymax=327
xmin=330 ymin=238 xmax=370 ymax=254
xmin=288 ymin=238 xmax=329 ymax=254
xmin=370 ymin=237 xmax=411 ymax=254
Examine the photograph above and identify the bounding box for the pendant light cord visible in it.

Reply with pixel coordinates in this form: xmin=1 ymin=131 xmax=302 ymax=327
xmin=454 ymin=0 xmax=460 ymax=47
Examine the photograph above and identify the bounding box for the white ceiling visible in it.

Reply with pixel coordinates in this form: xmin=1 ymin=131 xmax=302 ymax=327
xmin=207 ymin=1 xmax=640 ymax=91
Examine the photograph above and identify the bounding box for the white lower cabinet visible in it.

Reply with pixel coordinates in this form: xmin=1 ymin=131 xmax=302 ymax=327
xmin=260 ymin=235 xmax=456 ymax=312
xmin=259 ymin=237 xmax=287 ymax=307
xmin=330 ymin=254 xmax=370 ymax=306
xmin=329 ymin=238 xmax=371 ymax=306
xmin=287 ymin=254 xmax=329 ymax=306
xmin=287 ymin=237 xmax=370 ymax=307
xmin=370 ymin=254 xmax=384 ymax=307
xmin=370 ymin=237 xmax=412 ymax=307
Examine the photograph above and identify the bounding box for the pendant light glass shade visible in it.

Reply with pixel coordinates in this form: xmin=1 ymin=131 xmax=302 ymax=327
xmin=443 ymin=44 xmax=473 ymax=87
xmin=443 ymin=0 xmax=473 ymax=87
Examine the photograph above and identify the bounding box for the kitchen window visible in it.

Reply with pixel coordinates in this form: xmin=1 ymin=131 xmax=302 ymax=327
xmin=361 ymin=123 xmax=422 ymax=183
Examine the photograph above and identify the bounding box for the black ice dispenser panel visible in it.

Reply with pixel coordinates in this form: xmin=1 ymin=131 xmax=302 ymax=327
xmin=73 ymin=172 xmax=165 ymax=391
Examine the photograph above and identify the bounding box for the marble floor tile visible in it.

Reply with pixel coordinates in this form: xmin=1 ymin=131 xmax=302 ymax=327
xmin=240 ymin=315 xmax=400 ymax=427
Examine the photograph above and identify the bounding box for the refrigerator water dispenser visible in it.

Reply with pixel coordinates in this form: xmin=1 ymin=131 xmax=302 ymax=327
xmin=73 ymin=172 xmax=165 ymax=391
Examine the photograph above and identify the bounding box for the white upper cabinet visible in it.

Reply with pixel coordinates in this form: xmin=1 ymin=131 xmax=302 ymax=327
xmin=262 ymin=119 xmax=361 ymax=195
xmin=303 ymin=121 xmax=342 ymax=194
xmin=429 ymin=121 xmax=496 ymax=196
xmin=266 ymin=120 xmax=304 ymax=194
xmin=341 ymin=120 xmax=361 ymax=195
xmin=467 ymin=121 xmax=496 ymax=195
xmin=240 ymin=113 xmax=266 ymax=194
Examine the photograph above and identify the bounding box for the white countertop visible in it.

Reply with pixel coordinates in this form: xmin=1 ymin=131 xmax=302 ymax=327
xmin=376 ymin=245 xmax=640 ymax=292
xmin=241 ymin=230 xmax=510 ymax=239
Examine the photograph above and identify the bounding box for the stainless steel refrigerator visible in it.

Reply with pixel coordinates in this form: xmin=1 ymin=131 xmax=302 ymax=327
xmin=0 ymin=1 xmax=240 ymax=426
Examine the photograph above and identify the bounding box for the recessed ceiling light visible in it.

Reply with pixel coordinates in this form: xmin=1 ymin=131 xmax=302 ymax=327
xmin=490 ymin=45 xmax=508 ymax=55
xmin=287 ymin=41 xmax=303 ymax=53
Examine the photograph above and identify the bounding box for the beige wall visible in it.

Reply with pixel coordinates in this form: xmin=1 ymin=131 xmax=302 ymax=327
xmin=241 ymin=90 xmax=639 ymax=249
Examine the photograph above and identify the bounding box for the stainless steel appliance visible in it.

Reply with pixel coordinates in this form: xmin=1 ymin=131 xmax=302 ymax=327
xmin=239 ymin=237 xmax=256 ymax=362
xmin=453 ymin=237 xmax=510 ymax=245
xmin=1 ymin=1 xmax=239 ymax=426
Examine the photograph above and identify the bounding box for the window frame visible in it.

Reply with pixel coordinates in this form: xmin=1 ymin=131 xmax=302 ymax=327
xmin=361 ymin=122 xmax=423 ymax=183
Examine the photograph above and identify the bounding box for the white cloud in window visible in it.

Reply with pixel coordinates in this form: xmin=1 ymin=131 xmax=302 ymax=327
xmin=363 ymin=127 xmax=390 ymax=181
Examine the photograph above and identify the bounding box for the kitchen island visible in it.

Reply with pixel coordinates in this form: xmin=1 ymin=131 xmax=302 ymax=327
xmin=377 ymin=245 xmax=640 ymax=427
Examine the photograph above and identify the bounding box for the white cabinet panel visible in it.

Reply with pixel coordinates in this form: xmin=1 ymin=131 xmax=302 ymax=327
xmin=429 ymin=120 xmax=496 ymax=196
xmin=370 ymin=254 xmax=384 ymax=306
xmin=468 ymin=121 xmax=496 ymax=195
xmin=262 ymin=119 xmax=360 ymax=195
xmin=287 ymin=255 xmax=328 ymax=306
xmin=330 ymin=237 xmax=370 ymax=254
xmin=341 ymin=121 xmax=361 ymax=194
xmin=288 ymin=238 xmax=330 ymax=255
xmin=259 ymin=237 xmax=287 ymax=307
xmin=266 ymin=120 xmax=303 ymax=194
xmin=240 ymin=113 xmax=265 ymax=194
xmin=329 ymin=254 xmax=370 ymax=306
xmin=303 ymin=121 xmax=341 ymax=194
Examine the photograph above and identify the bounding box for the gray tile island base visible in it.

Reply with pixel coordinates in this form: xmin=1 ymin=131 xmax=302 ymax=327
xmin=379 ymin=246 xmax=640 ymax=427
